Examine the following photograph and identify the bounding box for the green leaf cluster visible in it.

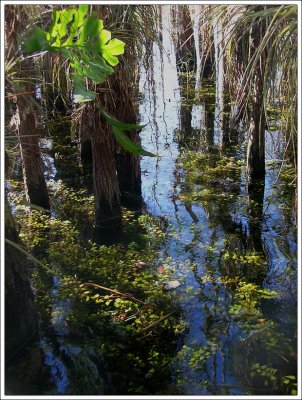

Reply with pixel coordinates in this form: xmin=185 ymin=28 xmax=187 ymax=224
xmin=23 ymin=6 xmax=154 ymax=157
xmin=229 ymin=281 xmax=278 ymax=318
xmin=23 ymin=5 xmax=125 ymax=102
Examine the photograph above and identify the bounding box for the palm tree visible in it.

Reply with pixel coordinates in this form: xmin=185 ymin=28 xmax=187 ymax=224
xmin=78 ymin=102 xmax=122 ymax=233
xmin=77 ymin=5 xmax=159 ymax=232
xmin=218 ymin=5 xmax=297 ymax=188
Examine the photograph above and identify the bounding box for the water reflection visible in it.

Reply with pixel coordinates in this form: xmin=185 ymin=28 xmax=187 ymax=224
xmin=140 ymin=5 xmax=296 ymax=395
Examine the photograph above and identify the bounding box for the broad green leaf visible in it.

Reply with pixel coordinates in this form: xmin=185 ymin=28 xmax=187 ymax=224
xmin=78 ymin=4 xmax=89 ymax=18
xmin=82 ymin=17 xmax=103 ymax=41
xmin=103 ymin=38 xmax=125 ymax=55
xmin=49 ymin=10 xmax=60 ymax=39
xmin=73 ymin=78 xmax=96 ymax=103
xmin=112 ymin=126 xmax=156 ymax=157
xmin=23 ymin=6 xmax=125 ymax=84
xmin=23 ymin=28 xmax=50 ymax=52
xmin=101 ymin=38 xmax=125 ymax=66
xmin=100 ymin=29 xmax=111 ymax=45
xmin=99 ymin=107 xmax=146 ymax=130
xmin=95 ymin=56 xmax=114 ymax=75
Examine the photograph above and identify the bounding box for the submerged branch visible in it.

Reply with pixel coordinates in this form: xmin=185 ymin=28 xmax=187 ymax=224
xmin=5 ymin=91 xmax=35 ymax=99
xmin=139 ymin=311 xmax=176 ymax=334
xmin=81 ymin=282 xmax=152 ymax=306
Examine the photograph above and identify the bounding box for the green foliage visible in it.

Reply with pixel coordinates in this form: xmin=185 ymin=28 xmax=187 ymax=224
xmin=23 ymin=5 xmax=154 ymax=157
xmin=250 ymin=363 xmax=278 ymax=388
xmin=219 ymin=5 xmax=297 ymax=157
xmin=48 ymin=180 xmax=94 ymax=223
xmin=175 ymin=150 xmax=243 ymax=208
xmin=188 ymin=344 xmax=215 ymax=370
xmin=229 ymin=281 xmax=278 ymax=318
xmin=99 ymin=107 xmax=156 ymax=157
xmin=11 ymin=179 xmax=182 ymax=393
xmin=23 ymin=5 xmax=124 ymax=102
xmin=281 ymin=375 xmax=297 ymax=395
xmin=182 ymin=152 xmax=243 ymax=182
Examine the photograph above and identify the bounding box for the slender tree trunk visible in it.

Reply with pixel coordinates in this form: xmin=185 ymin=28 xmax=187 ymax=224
xmin=246 ymin=11 xmax=266 ymax=188
xmin=175 ymin=6 xmax=196 ymax=133
xmin=175 ymin=5 xmax=197 ymax=73
xmin=115 ymin=131 xmax=142 ymax=207
xmin=17 ymin=95 xmax=50 ymax=210
xmin=5 ymin=198 xmax=39 ymax=363
xmin=246 ymin=97 xmax=265 ymax=185
xmin=5 ymin=5 xmax=50 ymax=210
xmin=198 ymin=6 xmax=214 ymax=80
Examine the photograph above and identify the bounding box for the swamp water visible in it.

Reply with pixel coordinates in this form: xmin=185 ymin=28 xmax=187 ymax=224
xmin=6 ymin=6 xmax=297 ymax=396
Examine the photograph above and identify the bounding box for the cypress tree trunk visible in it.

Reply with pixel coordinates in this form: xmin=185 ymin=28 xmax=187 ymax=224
xmin=5 ymin=199 xmax=39 ymax=363
xmin=175 ymin=5 xmax=197 ymax=73
xmin=92 ymin=130 xmax=122 ymax=230
xmin=115 ymin=129 xmax=142 ymax=207
xmin=5 ymin=5 xmax=50 ymax=210
xmin=246 ymin=10 xmax=266 ymax=189
xmin=107 ymin=71 xmax=142 ymax=207
xmin=246 ymin=96 xmax=265 ymax=185
xmin=80 ymin=104 xmax=122 ymax=233
xmin=17 ymin=95 xmax=50 ymax=210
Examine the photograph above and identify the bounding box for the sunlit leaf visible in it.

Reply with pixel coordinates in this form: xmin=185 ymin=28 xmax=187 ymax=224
xmin=23 ymin=6 xmax=124 ymax=84
xmin=100 ymin=29 xmax=111 ymax=45
xmin=99 ymin=106 xmax=146 ymax=130
xmin=101 ymin=38 xmax=125 ymax=66
xmin=112 ymin=126 xmax=156 ymax=157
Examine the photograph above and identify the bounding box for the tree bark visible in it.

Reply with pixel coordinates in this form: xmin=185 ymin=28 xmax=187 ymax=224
xmin=17 ymin=95 xmax=50 ymax=210
xmin=175 ymin=5 xmax=197 ymax=73
xmin=5 ymin=199 xmax=39 ymax=363
xmin=80 ymin=104 xmax=122 ymax=233
xmin=5 ymin=5 xmax=50 ymax=210
xmin=246 ymin=10 xmax=266 ymax=189
xmin=106 ymin=71 xmax=142 ymax=207
xmin=246 ymin=99 xmax=265 ymax=185
xmin=92 ymin=130 xmax=122 ymax=230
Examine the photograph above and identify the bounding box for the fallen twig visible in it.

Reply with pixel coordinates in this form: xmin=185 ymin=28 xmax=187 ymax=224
xmin=81 ymin=282 xmax=151 ymax=306
xmin=139 ymin=311 xmax=176 ymax=334
xmin=5 ymin=91 xmax=35 ymax=99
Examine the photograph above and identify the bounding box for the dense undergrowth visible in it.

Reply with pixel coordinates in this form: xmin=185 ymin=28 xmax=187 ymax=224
xmin=7 ymin=178 xmax=186 ymax=394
